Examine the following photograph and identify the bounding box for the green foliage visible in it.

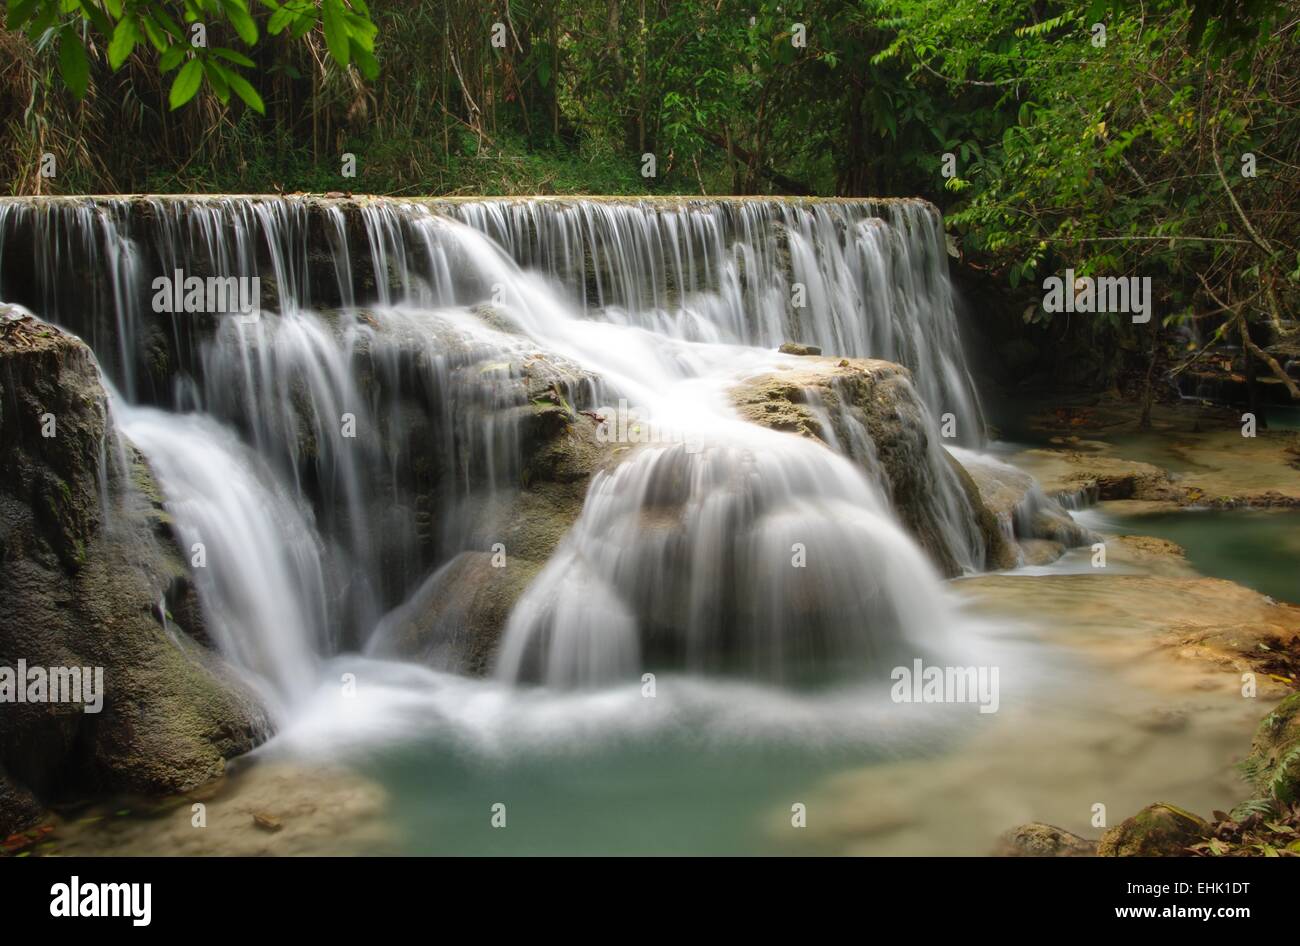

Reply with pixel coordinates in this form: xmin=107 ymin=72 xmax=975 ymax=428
xmin=3 ymin=0 xmax=1298 ymax=361
xmin=6 ymin=0 xmax=376 ymax=112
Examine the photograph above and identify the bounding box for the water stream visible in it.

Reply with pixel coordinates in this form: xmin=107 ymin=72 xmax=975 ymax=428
xmin=1 ymin=195 xmax=1263 ymax=855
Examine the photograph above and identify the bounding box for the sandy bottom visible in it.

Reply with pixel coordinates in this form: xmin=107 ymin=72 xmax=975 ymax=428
xmin=44 ymin=761 xmax=395 ymax=856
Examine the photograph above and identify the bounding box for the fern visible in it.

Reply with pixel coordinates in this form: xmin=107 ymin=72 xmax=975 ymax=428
xmin=1229 ymin=796 xmax=1277 ymax=822
xmin=1269 ymin=745 xmax=1300 ymax=804
xmin=1013 ymin=15 xmax=1073 ymax=38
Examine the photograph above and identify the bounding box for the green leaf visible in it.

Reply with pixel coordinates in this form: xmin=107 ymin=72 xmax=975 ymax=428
xmin=343 ymin=13 xmax=375 ymax=51
xmin=141 ymin=15 xmax=169 ymax=50
xmin=108 ymin=18 xmax=139 ymax=70
xmin=351 ymin=41 xmax=378 ymax=81
xmin=159 ymin=45 xmax=187 ymax=72
xmin=221 ymin=0 xmax=259 ymax=45
xmin=224 ymin=68 xmax=266 ymax=113
xmin=204 ymin=60 xmax=233 ymax=104
xmin=213 ymin=47 xmax=256 ymax=68
xmin=267 ymin=6 xmax=294 ymax=34
xmin=290 ymin=12 xmax=315 ymax=39
xmin=79 ymin=3 xmax=115 ymax=35
xmin=168 ymin=58 xmax=204 ymax=109
xmin=58 ymin=28 xmax=89 ymax=99
xmin=8 ymin=0 xmax=40 ymax=30
xmin=152 ymin=7 xmax=185 ymax=41
xmin=322 ymin=0 xmax=350 ymax=66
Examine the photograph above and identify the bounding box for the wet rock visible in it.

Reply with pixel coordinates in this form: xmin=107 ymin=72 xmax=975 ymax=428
xmin=252 ymin=812 xmax=283 ymax=832
xmin=0 ymin=322 xmax=270 ymax=813
xmin=779 ymin=342 xmax=822 ymax=356
xmin=997 ymin=822 xmax=1096 ymax=857
xmin=958 ymin=452 xmax=1095 ymax=549
xmin=1097 ymin=803 xmax=1209 ymax=856
xmin=371 ymin=400 xmax=614 ymax=673
xmin=369 ymin=550 xmax=541 ymax=675
xmin=1017 ymin=538 xmax=1065 ymax=566
xmin=731 ymin=357 xmax=1017 ymax=575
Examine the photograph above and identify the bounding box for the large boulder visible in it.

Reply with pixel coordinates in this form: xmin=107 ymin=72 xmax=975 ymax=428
xmin=0 ymin=316 xmax=269 ymax=832
xmin=366 ymin=355 xmax=614 ymax=673
xmin=730 ymin=357 xmax=1017 ymax=575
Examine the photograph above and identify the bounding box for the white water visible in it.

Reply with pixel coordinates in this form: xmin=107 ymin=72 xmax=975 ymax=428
xmin=113 ymin=404 xmax=327 ymax=710
xmin=0 ymin=196 xmax=989 ymax=715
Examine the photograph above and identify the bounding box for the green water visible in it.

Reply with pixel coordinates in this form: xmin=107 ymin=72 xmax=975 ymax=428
xmin=373 ymin=736 xmax=866 ymax=855
xmin=1112 ymin=509 xmax=1300 ymax=604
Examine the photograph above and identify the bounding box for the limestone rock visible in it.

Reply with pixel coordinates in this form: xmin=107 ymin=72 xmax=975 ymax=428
xmin=730 ymin=356 xmax=1017 ymax=576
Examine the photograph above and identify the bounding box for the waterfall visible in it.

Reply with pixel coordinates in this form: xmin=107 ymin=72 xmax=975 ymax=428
xmin=112 ymin=403 xmax=328 ymax=706
xmin=494 ymin=432 xmax=953 ymax=686
xmin=0 ymin=195 xmax=988 ymax=699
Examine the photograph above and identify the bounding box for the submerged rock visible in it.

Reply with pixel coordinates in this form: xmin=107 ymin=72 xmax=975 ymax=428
xmin=1097 ymin=803 xmax=1209 ymax=856
xmin=0 ymin=320 xmax=269 ymax=831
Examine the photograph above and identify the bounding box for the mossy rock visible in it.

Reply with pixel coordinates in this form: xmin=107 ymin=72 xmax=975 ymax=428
xmin=1 ymin=324 xmax=269 ymax=813
xmin=1097 ymin=803 xmax=1209 ymax=857
xmin=1243 ymin=692 xmax=1300 ymax=804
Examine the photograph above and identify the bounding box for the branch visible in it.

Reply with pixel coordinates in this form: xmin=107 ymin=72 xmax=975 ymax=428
xmin=699 ymin=131 xmax=812 ymax=195
xmin=1210 ymin=115 xmax=1276 ymax=258
xmin=1196 ymin=273 xmax=1300 ymax=400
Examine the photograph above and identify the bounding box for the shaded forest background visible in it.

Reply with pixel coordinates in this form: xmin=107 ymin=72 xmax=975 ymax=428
xmin=2 ymin=0 xmax=1299 ymax=405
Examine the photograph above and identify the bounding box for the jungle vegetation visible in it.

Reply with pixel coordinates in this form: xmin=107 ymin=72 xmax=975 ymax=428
xmin=2 ymin=0 xmax=1298 ymax=408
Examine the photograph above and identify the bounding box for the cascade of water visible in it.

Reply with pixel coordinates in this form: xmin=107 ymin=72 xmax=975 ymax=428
xmin=445 ymin=198 xmax=982 ymax=443
xmin=494 ymin=430 xmax=954 ymax=687
xmin=805 ymin=377 xmax=987 ymax=575
xmin=113 ymin=402 xmax=328 ymax=706
xmin=0 ymin=195 xmax=993 ymax=700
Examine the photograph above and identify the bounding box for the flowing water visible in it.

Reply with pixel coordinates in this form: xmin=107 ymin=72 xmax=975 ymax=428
xmin=0 ymin=196 xmax=1264 ymax=855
